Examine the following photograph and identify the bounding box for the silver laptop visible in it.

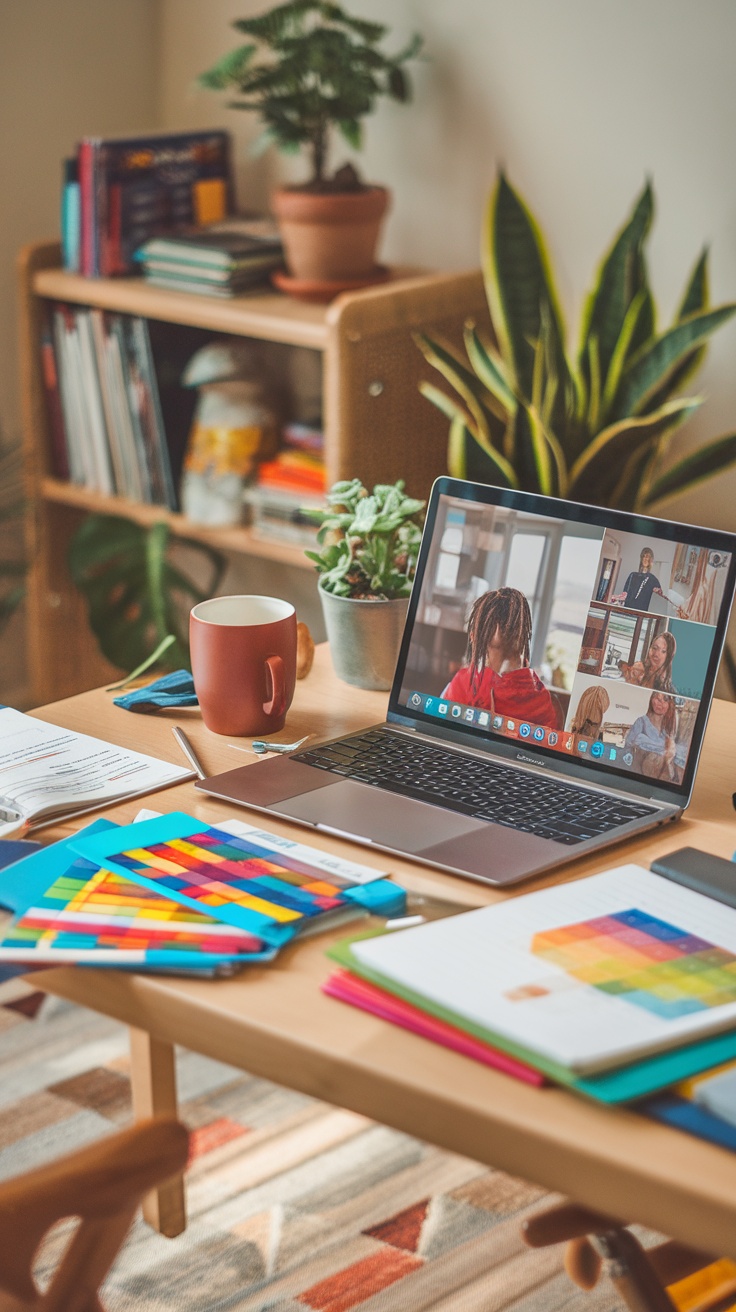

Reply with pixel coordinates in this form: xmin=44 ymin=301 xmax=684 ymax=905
xmin=197 ymin=478 xmax=736 ymax=887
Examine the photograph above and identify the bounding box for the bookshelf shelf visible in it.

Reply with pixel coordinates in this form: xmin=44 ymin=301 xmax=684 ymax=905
xmin=20 ymin=240 xmax=489 ymax=703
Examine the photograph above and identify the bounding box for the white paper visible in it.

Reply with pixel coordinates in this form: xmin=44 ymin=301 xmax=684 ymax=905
xmin=353 ymin=865 xmax=736 ymax=1075
xmin=0 ymin=707 xmax=192 ymax=832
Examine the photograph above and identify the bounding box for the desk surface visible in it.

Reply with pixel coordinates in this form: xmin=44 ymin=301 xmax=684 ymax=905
xmin=28 ymin=646 xmax=736 ymax=1257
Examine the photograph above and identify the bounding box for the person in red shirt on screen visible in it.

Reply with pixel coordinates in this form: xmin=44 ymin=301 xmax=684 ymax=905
xmin=441 ymin=587 xmax=559 ymax=728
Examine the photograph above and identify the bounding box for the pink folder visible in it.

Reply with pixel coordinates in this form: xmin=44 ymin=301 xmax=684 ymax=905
xmin=322 ymin=969 xmax=545 ymax=1087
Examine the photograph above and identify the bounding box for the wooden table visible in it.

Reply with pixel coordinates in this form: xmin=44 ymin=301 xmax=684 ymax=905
xmin=27 ymin=646 xmax=736 ymax=1254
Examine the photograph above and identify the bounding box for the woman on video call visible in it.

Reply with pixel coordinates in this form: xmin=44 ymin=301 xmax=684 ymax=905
xmin=620 ymin=631 xmax=677 ymax=693
xmin=441 ymin=587 xmax=559 ymax=728
xmin=611 ymin=547 xmax=664 ymax=610
xmin=624 ymin=691 xmax=681 ymax=781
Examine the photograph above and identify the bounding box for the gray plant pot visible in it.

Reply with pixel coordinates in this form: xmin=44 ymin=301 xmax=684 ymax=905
xmin=319 ymin=585 xmax=409 ymax=691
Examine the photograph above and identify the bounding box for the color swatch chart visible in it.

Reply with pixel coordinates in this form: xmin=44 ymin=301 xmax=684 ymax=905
xmin=529 ymin=909 xmax=736 ymax=1020
xmin=2 ymin=858 xmax=264 ymax=959
xmin=104 ymin=825 xmax=350 ymax=934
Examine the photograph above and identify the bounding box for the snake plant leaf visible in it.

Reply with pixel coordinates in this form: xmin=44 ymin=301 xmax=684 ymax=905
xmin=415 ymin=333 xmax=505 ymax=445
xmin=646 ymin=431 xmax=736 ymax=505
xmin=645 ymin=249 xmax=711 ymax=415
xmin=68 ymin=515 xmax=225 ymax=673
xmin=511 ymin=402 xmax=558 ymax=496
xmin=482 ymin=173 xmax=569 ymax=406
xmin=612 ymin=304 xmax=736 ymax=419
xmin=578 ymin=182 xmax=654 ymax=390
xmin=418 ymin=380 xmax=479 ymax=442
xmin=454 ymin=418 xmax=518 ymax=488
xmin=568 ymin=398 xmax=701 ymax=502
xmin=462 ymin=323 xmax=517 ymax=415
xmin=600 ymin=289 xmax=649 ymax=422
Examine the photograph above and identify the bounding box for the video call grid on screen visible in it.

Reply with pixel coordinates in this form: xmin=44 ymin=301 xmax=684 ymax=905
xmin=395 ymin=489 xmax=734 ymax=794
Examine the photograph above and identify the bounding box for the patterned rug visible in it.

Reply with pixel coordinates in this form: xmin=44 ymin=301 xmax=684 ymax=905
xmin=0 ymin=974 xmax=629 ymax=1312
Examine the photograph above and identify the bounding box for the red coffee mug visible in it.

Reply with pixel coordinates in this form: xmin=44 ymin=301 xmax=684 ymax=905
xmin=190 ymin=595 xmax=297 ymax=736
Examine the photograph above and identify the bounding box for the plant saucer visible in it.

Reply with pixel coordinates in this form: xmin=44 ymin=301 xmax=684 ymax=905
xmin=272 ymin=266 xmax=391 ymax=304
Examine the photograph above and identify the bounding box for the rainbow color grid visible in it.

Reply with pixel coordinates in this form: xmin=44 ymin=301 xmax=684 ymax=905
xmin=1 ymin=859 xmax=265 ymax=960
xmin=86 ymin=823 xmax=351 ymax=942
xmin=528 ymin=909 xmax=736 ymax=1020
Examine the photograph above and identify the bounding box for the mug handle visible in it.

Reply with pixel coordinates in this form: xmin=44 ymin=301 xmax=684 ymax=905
xmin=263 ymin=655 xmax=286 ymax=719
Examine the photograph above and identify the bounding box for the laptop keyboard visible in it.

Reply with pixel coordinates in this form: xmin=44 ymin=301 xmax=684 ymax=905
xmin=299 ymin=729 xmax=657 ymax=845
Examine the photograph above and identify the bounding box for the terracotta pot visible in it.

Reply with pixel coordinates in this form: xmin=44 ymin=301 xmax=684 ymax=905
xmin=272 ymin=185 xmax=390 ymax=283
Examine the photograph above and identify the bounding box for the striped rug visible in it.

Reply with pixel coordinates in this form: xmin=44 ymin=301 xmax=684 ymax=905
xmin=0 ymin=974 xmax=630 ymax=1312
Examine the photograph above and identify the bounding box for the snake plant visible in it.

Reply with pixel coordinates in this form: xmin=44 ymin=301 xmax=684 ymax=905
xmin=416 ymin=175 xmax=736 ymax=511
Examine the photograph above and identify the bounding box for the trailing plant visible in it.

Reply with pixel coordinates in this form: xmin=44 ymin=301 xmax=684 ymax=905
xmin=68 ymin=516 xmax=226 ymax=673
xmin=304 ymin=478 xmax=425 ymax=598
xmin=199 ymin=0 xmax=423 ymax=189
xmin=416 ymin=174 xmax=736 ymax=511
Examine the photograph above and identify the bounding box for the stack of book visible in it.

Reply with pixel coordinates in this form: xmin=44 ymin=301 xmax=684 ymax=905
xmin=245 ymin=421 xmax=326 ymax=544
xmin=134 ymin=219 xmax=284 ymax=297
xmin=325 ymin=864 xmax=736 ymax=1116
xmin=42 ymin=302 xmax=176 ymax=506
xmin=0 ymin=806 xmax=404 ymax=980
xmin=62 ymin=129 xmax=233 ymax=277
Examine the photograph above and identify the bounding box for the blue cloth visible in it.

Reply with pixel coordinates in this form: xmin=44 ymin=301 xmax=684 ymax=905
xmin=113 ymin=669 xmax=198 ymax=713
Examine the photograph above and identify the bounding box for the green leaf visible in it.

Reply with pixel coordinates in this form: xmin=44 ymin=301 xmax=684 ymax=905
xmin=68 ymin=515 xmax=225 ymax=673
xmin=511 ymin=402 xmax=558 ymax=496
xmin=414 ymin=332 xmax=504 ymax=447
xmin=106 ymin=634 xmax=177 ymax=691
xmin=646 ymin=431 xmax=736 ymax=505
xmin=676 ymin=247 xmax=709 ymax=322
xmin=198 ymin=43 xmax=257 ymax=90
xmin=578 ymin=181 xmax=654 ymax=390
xmin=600 ymin=289 xmax=648 ymax=421
xmin=482 ymin=173 xmax=569 ymax=404
xmin=613 ymin=304 xmax=736 ymax=418
xmin=461 ymin=323 xmax=517 ymax=414
xmin=568 ymin=399 xmax=701 ymax=503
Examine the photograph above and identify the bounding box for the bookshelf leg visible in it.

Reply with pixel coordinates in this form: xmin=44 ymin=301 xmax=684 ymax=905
xmin=129 ymin=1026 xmax=187 ymax=1237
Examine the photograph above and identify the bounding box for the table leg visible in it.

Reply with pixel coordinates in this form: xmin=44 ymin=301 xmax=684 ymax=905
xmin=129 ymin=1026 xmax=187 ymax=1237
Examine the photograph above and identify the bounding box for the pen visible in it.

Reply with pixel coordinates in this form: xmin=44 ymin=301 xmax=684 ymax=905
xmin=172 ymin=726 xmax=207 ymax=781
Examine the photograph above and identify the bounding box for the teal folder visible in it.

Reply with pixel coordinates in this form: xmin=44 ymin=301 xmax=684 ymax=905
xmin=328 ymin=934 xmax=736 ymax=1104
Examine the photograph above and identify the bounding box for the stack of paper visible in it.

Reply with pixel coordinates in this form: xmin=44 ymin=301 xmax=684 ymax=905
xmin=0 ymin=813 xmax=404 ymax=979
xmin=326 ymin=865 xmax=736 ymax=1103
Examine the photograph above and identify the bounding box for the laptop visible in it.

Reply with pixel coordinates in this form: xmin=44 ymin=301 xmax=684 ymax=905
xmin=197 ymin=477 xmax=736 ymax=887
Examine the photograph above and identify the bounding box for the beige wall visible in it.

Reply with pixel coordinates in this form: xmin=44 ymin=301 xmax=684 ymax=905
xmin=159 ymin=0 xmax=736 ymax=534
xmin=0 ymin=0 xmax=159 ymax=444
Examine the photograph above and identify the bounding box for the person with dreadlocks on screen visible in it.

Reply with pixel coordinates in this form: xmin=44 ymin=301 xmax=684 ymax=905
xmin=441 ymin=586 xmax=559 ymax=728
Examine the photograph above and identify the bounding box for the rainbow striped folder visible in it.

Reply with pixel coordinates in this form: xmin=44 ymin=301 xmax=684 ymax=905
xmin=0 ymin=815 xmax=403 ymax=977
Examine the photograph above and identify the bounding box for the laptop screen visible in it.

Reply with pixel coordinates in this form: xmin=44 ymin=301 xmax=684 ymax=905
xmin=390 ymin=479 xmax=736 ymax=799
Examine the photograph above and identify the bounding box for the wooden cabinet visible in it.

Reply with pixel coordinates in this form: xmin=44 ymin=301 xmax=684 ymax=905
xmin=18 ymin=241 xmax=488 ymax=704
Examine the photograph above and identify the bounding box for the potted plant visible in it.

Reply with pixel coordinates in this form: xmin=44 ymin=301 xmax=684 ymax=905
xmin=415 ymin=173 xmax=736 ymax=512
xmin=304 ymin=478 xmax=425 ymax=689
xmin=199 ymin=0 xmax=423 ymax=300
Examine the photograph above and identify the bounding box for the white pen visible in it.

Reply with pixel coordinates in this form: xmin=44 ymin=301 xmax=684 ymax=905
xmin=172 ymin=726 xmax=207 ymax=780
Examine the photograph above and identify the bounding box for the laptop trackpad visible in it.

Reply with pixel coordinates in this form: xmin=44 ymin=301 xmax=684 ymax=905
xmin=270 ymin=780 xmax=485 ymax=852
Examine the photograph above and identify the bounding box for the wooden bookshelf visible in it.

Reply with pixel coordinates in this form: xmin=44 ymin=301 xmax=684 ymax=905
xmin=19 ymin=241 xmax=489 ymax=704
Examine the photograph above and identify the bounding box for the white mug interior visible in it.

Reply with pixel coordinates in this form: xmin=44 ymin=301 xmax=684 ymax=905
xmin=191 ymin=595 xmax=295 ymax=627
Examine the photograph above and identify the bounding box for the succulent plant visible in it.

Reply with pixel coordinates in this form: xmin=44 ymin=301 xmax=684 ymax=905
xmin=415 ymin=174 xmax=736 ymax=512
xmin=304 ymin=478 xmax=425 ymax=598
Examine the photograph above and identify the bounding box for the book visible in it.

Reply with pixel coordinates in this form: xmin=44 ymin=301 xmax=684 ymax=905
xmin=142 ymin=271 xmax=277 ymax=298
xmin=322 ymin=968 xmax=546 ymax=1085
xmin=0 ymin=707 xmax=193 ymax=840
xmin=135 ymin=219 xmax=282 ymax=270
xmin=71 ymin=812 xmax=403 ymax=948
xmin=330 ymin=931 xmax=736 ymax=1104
xmin=76 ymin=130 xmax=233 ymax=276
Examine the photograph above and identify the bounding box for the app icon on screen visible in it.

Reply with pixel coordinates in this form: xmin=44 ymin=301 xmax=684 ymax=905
xmin=609 ymin=747 xmax=617 ymax=761
xmin=578 ymin=740 xmax=588 ymax=753
xmin=451 ymin=705 xmax=462 ymax=718
xmin=478 ymin=711 xmax=490 ymax=727
xmin=507 ymin=720 xmax=515 ymax=731
xmin=519 ymin=723 xmax=531 ymax=738
xmin=438 ymin=702 xmax=448 ymax=715
xmin=590 ymin=741 xmax=604 ymax=758
xmin=464 ymin=708 xmax=475 ymax=722
xmin=533 ymin=726 xmax=545 ymax=741
xmin=410 ymin=692 xmax=422 ymax=707
xmin=425 ymin=698 xmax=434 ymax=713
xmin=492 ymin=714 xmax=503 ymax=729
xmin=548 ymin=732 xmax=558 ymax=746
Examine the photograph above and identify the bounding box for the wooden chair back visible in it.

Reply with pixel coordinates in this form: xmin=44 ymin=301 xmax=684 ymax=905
xmin=0 ymin=1117 xmax=189 ymax=1312
xmin=522 ymin=1201 xmax=736 ymax=1312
